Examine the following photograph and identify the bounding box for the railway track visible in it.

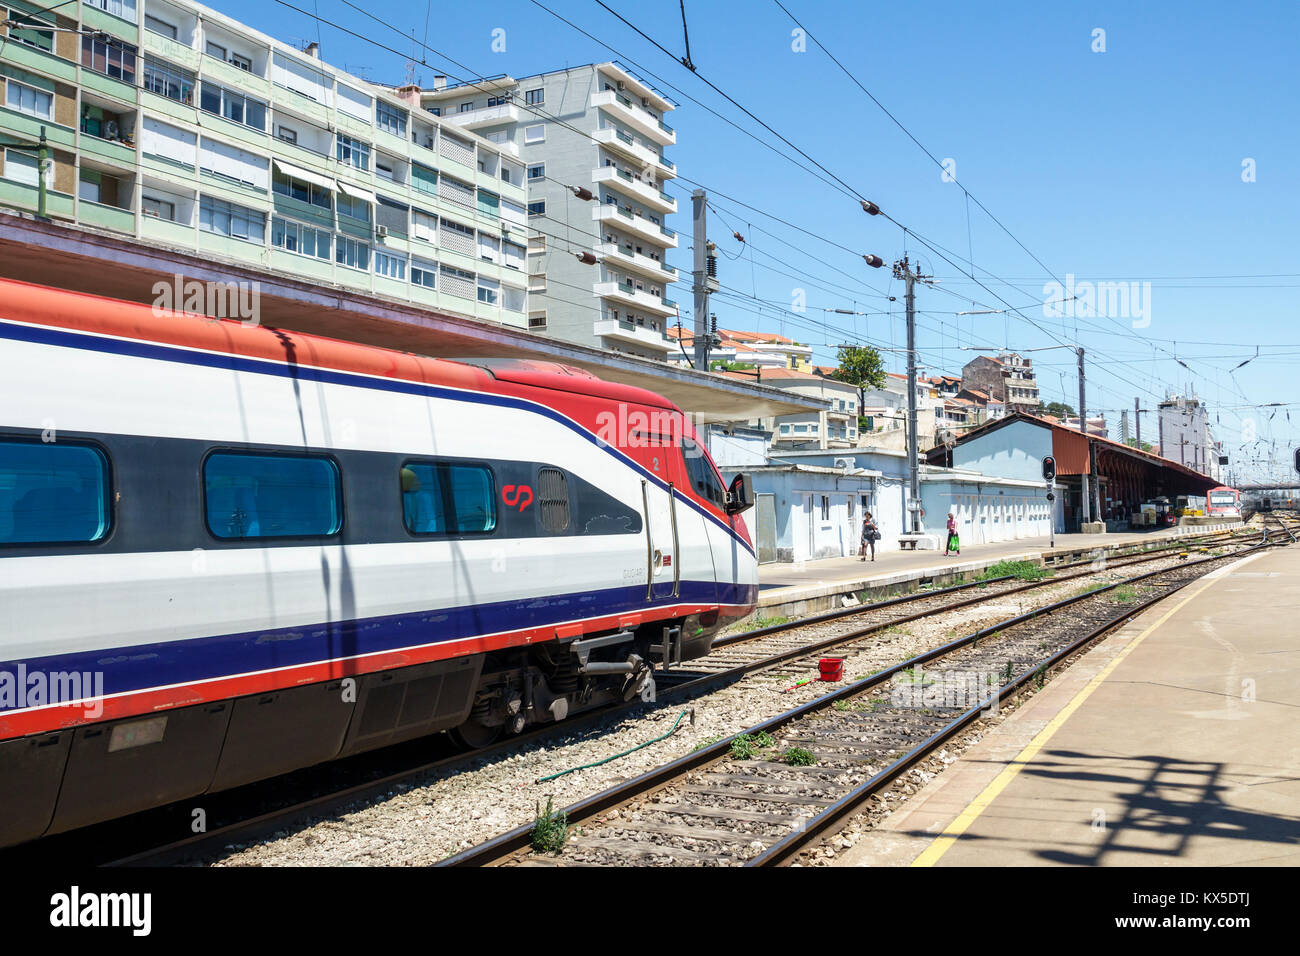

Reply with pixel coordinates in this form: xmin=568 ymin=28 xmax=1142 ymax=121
xmin=442 ymin=527 xmax=1290 ymax=867
xmin=86 ymin=525 xmax=1255 ymax=866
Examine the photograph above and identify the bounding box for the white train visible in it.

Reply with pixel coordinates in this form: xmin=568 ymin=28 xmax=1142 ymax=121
xmin=0 ymin=279 xmax=757 ymax=846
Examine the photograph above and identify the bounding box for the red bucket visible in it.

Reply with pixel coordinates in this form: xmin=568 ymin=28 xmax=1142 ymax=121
xmin=819 ymin=658 xmax=845 ymax=682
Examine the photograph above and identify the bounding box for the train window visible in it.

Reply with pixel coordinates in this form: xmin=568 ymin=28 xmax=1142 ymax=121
xmin=401 ymin=461 xmax=496 ymax=535
xmin=681 ymin=437 xmax=726 ymax=509
xmin=204 ymin=452 xmax=341 ymax=539
xmin=0 ymin=440 xmax=110 ymax=544
xmin=537 ymin=467 xmax=570 ymax=534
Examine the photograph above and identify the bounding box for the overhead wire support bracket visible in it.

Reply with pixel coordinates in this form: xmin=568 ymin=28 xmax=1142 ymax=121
xmin=678 ymin=0 xmax=696 ymax=71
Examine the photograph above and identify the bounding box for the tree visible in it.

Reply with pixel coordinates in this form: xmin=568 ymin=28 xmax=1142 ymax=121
xmin=1042 ymin=400 xmax=1076 ymax=419
xmin=831 ymin=345 xmax=887 ymax=411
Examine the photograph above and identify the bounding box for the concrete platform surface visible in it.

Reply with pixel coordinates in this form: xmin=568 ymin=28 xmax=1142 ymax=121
xmin=836 ymin=543 xmax=1300 ymax=867
xmin=757 ymin=523 xmax=1244 ymax=611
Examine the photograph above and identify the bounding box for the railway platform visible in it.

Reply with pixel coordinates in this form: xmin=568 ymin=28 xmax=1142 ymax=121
xmin=755 ymin=522 xmax=1244 ymax=617
xmin=835 ymin=543 xmax=1300 ymax=867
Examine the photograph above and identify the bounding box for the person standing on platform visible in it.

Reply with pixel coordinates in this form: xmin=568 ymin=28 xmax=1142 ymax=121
xmin=944 ymin=512 xmax=961 ymax=556
xmin=860 ymin=512 xmax=879 ymax=562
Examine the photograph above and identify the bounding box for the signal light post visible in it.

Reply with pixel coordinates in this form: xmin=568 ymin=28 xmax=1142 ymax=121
xmin=1043 ymin=455 xmax=1057 ymax=549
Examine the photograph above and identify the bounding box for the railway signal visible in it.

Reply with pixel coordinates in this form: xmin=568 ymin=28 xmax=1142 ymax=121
xmin=1042 ymin=456 xmax=1056 ymax=481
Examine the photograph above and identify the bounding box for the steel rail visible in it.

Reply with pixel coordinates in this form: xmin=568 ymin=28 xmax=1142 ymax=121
xmin=440 ymin=530 xmax=1284 ymax=867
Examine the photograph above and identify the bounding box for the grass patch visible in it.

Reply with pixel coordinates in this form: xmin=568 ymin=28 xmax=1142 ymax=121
xmin=693 ymin=734 xmax=726 ymax=752
xmin=1108 ymin=587 xmax=1139 ymax=603
xmin=729 ymin=731 xmax=775 ymax=760
xmin=979 ymin=560 xmax=1052 ymax=582
xmin=784 ymin=747 xmax=817 ymax=766
xmin=530 ymin=796 xmax=568 ymax=855
xmin=752 ymin=615 xmax=791 ymax=629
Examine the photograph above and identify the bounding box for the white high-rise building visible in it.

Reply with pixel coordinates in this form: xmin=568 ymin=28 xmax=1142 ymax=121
xmin=420 ymin=62 xmax=680 ymax=359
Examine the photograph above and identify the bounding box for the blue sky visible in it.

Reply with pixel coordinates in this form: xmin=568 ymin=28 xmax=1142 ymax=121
xmin=219 ymin=0 xmax=1299 ymax=482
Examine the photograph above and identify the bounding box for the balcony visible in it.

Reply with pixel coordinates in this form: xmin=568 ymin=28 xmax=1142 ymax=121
xmin=589 ymin=90 xmax=675 ymax=147
xmin=593 ymin=317 xmax=674 ymax=353
xmin=592 ymin=166 xmax=675 ymax=214
xmin=592 ymin=126 xmax=660 ymax=169
xmin=592 ymin=204 xmax=677 ymax=248
xmin=443 ymin=102 xmax=521 ymax=132
xmin=594 ymin=279 xmax=678 ymax=317
xmin=598 ymin=242 xmax=678 ymax=283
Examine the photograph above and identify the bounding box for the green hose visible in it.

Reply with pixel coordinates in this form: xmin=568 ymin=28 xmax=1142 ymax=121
xmin=535 ymin=709 xmax=691 ymax=784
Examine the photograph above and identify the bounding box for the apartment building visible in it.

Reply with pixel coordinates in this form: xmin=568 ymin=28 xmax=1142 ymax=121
xmin=723 ymin=367 xmax=858 ymax=450
xmin=0 ymin=0 xmax=528 ymax=325
xmin=665 ymin=326 xmax=814 ymax=371
xmin=420 ymin=62 xmax=679 ymax=359
xmin=961 ymin=352 xmax=1041 ymax=411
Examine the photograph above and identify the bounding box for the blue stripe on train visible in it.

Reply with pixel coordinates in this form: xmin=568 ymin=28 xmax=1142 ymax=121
xmin=0 ymin=319 xmax=755 ymax=557
xmin=0 ymin=580 xmax=758 ymax=710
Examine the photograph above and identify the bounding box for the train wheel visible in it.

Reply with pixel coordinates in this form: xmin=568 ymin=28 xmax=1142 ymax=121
xmin=448 ymin=717 xmax=504 ymax=750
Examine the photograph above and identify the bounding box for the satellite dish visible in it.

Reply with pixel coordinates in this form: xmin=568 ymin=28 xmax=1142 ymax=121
xmin=938 ymin=428 xmax=958 ymax=448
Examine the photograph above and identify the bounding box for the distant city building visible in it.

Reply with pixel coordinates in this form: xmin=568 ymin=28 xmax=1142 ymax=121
xmin=1061 ymin=415 xmax=1109 ymax=438
xmin=960 ymin=352 xmax=1040 ymax=412
xmin=719 ymin=367 xmax=858 ymax=450
xmin=666 ymin=326 xmax=814 ymax=371
xmin=1158 ymin=394 xmax=1212 ymax=475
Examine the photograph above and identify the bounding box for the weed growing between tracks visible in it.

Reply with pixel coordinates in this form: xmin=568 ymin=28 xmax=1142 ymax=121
xmin=531 ymin=797 xmax=569 ymax=854
xmin=980 ymin=560 xmax=1053 ymax=582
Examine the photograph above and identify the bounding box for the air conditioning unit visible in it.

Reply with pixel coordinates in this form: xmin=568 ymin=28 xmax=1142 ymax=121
xmin=374 ymin=224 xmax=388 ymax=238
xmin=834 ymin=458 xmax=854 ymax=471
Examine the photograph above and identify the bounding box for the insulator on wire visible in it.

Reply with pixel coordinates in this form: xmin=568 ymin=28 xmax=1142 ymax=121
xmin=706 ymin=255 xmax=717 ymax=278
xmin=863 ymin=254 xmax=884 ymax=268
xmin=733 ymin=231 xmax=745 ymax=243
xmin=575 ymin=251 xmax=598 ymax=265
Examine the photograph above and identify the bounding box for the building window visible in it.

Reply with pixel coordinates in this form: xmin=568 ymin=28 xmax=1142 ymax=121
xmin=82 ymin=0 xmax=136 ymax=21
xmin=820 ymin=496 xmax=830 ymax=521
xmin=376 ymin=100 xmax=408 ymax=137
xmin=4 ymin=81 xmax=52 ymax=121
xmin=486 ymin=95 xmax=506 ymax=107
xmin=277 ymin=126 xmax=297 ymax=145
xmin=10 ymin=14 xmax=54 ymax=51
xmin=78 ymin=32 xmax=136 ymax=83
xmin=527 ymin=163 xmax=545 ymax=180
xmin=143 ymin=57 xmax=194 ymax=104
xmin=411 ymin=163 xmax=437 ymax=195
xmin=229 ymin=52 xmax=253 ymax=72
xmin=411 ymin=258 xmax=437 ymax=289
xmin=141 ymin=194 xmax=177 ymax=221
xmin=272 ymin=217 xmax=331 ymax=260
xmin=375 ymin=251 xmax=407 ymax=280
xmin=401 ymin=461 xmax=496 ymax=535
xmin=335 ymin=236 xmax=370 ymax=270
xmin=336 ymin=193 xmax=370 ymax=222
xmin=528 ymin=311 xmax=547 ymax=329
xmin=0 ymin=440 xmax=110 ymax=545
xmin=199 ymin=82 xmax=266 ymax=131
xmin=336 ymin=133 xmax=370 ymax=170
xmin=477 ymin=276 xmax=499 ymax=305
xmin=458 ymin=101 xmax=474 ymax=113
xmin=205 ymin=41 xmax=226 ymax=60
xmin=200 ymin=195 xmax=266 ymax=243
xmin=272 ymin=170 xmax=331 ymax=209
xmin=204 ymin=452 xmax=341 ymax=539
xmin=527 ymin=200 xmax=545 ymax=217
xmin=524 ymin=88 xmax=544 ymax=106
xmin=524 ymin=124 xmax=545 ymax=143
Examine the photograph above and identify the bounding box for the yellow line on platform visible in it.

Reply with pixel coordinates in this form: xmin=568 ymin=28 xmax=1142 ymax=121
xmin=910 ymin=554 xmax=1258 ymax=867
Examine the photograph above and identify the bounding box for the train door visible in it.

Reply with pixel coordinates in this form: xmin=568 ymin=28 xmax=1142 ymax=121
xmin=639 ymin=443 xmax=680 ymax=603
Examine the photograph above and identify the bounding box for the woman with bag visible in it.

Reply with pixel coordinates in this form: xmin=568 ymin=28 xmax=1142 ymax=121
xmin=945 ymin=511 xmax=961 ymax=556
xmin=860 ymin=512 xmax=879 ymax=562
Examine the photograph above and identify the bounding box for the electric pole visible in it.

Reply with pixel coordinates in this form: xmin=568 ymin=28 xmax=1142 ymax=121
xmin=894 ymin=256 xmax=931 ymax=534
xmin=1077 ymin=346 xmax=1091 ymax=525
xmin=691 ymin=189 xmax=716 ymax=371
